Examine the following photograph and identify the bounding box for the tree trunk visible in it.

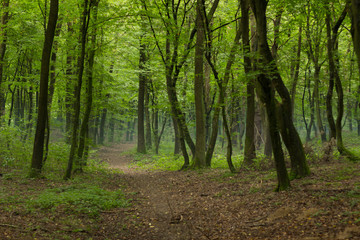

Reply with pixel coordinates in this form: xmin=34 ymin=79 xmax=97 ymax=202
xmin=243 ymin=0 xmax=256 ymax=165
xmin=193 ymin=0 xmax=206 ymax=168
xmin=99 ymin=105 xmax=107 ymax=145
xmin=326 ymin=2 xmax=359 ymax=161
xmin=30 ymin=0 xmax=58 ymax=178
xmin=251 ymin=0 xmax=309 ymax=189
xmin=0 ymin=0 xmax=9 ymax=122
xmin=64 ymin=0 xmax=89 ymax=180
xmin=145 ymin=85 xmax=152 ymax=149
xmin=172 ymin=116 xmax=181 ymax=154
xmin=314 ymin=66 xmax=327 ymax=142
xmin=325 ymin=10 xmax=337 ymax=140
xmin=76 ymin=0 xmax=99 ymax=172
xmin=290 ymin=25 xmax=302 ymax=119
xmin=65 ymin=22 xmax=75 ymax=143
xmin=137 ymin=35 xmax=147 ymax=153
xmin=108 ymin=113 xmax=115 ymax=143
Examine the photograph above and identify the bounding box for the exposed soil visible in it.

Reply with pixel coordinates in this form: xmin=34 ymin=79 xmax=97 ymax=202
xmin=1 ymin=143 xmax=360 ymax=239
xmin=98 ymin=144 xmax=360 ymax=240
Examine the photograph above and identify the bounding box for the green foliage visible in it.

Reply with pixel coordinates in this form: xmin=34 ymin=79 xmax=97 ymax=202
xmin=0 ymin=125 xmax=31 ymax=169
xmin=28 ymin=185 xmax=129 ymax=218
xmin=132 ymin=152 xmax=183 ymax=171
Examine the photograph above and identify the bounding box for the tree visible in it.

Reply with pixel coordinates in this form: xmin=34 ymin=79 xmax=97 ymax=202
xmin=193 ymin=0 xmax=206 ymax=168
xmin=137 ymin=34 xmax=147 ymax=154
xmin=64 ymin=0 xmax=91 ymax=180
xmin=76 ymin=0 xmax=100 ymax=172
xmin=29 ymin=0 xmax=59 ymax=178
xmin=0 ymin=0 xmax=10 ymax=122
xmin=242 ymin=0 xmax=257 ymax=165
xmin=251 ymin=0 xmax=310 ymax=190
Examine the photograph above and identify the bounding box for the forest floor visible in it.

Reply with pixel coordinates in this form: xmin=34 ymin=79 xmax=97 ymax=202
xmin=1 ymin=143 xmax=360 ymax=239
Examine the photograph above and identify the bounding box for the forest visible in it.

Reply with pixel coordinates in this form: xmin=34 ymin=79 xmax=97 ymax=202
xmin=1 ymin=0 xmax=360 ymax=239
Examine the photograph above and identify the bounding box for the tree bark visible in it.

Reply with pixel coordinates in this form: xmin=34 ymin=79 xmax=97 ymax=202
xmin=193 ymin=0 xmax=206 ymax=168
xmin=242 ymin=0 xmax=256 ymax=165
xmin=0 ymin=0 xmax=9 ymax=122
xmin=76 ymin=0 xmax=99 ymax=172
xmin=137 ymin=35 xmax=147 ymax=154
xmin=251 ymin=0 xmax=309 ymax=189
xmin=64 ymin=0 xmax=89 ymax=180
xmin=30 ymin=0 xmax=58 ymax=178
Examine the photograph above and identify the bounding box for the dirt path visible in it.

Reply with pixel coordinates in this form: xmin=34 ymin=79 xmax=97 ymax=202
xmin=98 ymin=144 xmax=192 ymax=239
xmin=97 ymin=143 xmax=360 ymax=240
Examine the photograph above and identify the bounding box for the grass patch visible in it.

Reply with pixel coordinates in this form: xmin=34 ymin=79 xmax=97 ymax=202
xmin=131 ymin=152 xmax=183 ymax=171
xmin=28 ymin=185 xmax=129 ymax=218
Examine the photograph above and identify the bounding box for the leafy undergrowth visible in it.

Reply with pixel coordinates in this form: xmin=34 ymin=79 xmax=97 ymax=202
xmin=1 ymin=141 xmax=360 ymax=239
xmin=0 ymin=165 xmax=131 ymax=240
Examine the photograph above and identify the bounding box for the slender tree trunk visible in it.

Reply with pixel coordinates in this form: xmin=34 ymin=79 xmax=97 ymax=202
xmin=314 ymin=66 xmax=327 ymax=142
xmin=351 ymin=0 xmax=360 ymax=136
xmin=64 ymin=0 xmax=89 ymax=180
xmin=222 ymin=93 xmax=236 ymax=172
xmin=65 ymin=23 xmax=75 ymax=143
xmin=204 ymin=5 xmax=242 ymax=167
xmin=99 ymin=105 xmax=107 ymax=144
xmin=76 ymin=0 xmax=99 ymax=172
xmin=145 ymin=85 xmax=152 ymax=149
xmin=290 ymin=25 xmax=302 ymax=119
xmin=325 ymin=10 xmax=337 ymax=140
xmin=30 ymin=0 xmax=58 ymax=178
xmin=251 ymin=0 xmax=309 ymax=189
xmin=193 ymin=0 xmax=206 ymax=168
xmin=242 ymin=0 xmax=256 ymax=165
xmin=108 ymin=113 xmax=115 ymax=143
xmin=326 ymin=3 xmax=359 ymax=161
xmin=351 ymin=0 xmax=360 ymax=67
xmin=172 ymin=116 xmax=181 ymax=154
xmin=137 ymin=35 xmax=147 ymax=153
xmin=0 ymin=0 xmax=9 ymax=122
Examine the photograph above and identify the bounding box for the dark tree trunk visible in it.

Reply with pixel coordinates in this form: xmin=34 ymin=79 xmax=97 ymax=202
xmin=145 ymin=85 xmax=152 ymax=149
xmin=326 ymin=2 xmax=359 ymax=161
xmin=76 ymin=0 xmax=99 ymax=172
xmin=64 ymin=0 xmax=89 ymax=180
xmin=172 ymin=116 xmax=181 ymax=154
xmin=48 ymin=21 xmax=62 ymax=109
xmin=243 ymin=0 xmax=256 ymax=165
xmin=0 ymin=0 xmax=9 ymax=122
xmin=351 ymin=0 xmax=360 ymax=137
xmin=108 ymin=114 xmax=115 ymax=143
xmin=30 ymin=0 xmax=58 ymax=178
xmin=251 ymin=0 xmax=309 ymax=189
xmin=325 ymin=9 xmax=337 ymax=140
xmin=204 ymin=3 xmax=241 ymax=167
xmin=137 ymin=35 xmax=147 ymax=154
xmin=99 ymin=106 xmax=107 ymax=145
xmin=193 ymin=0 xmax=206 ymax=168
xmin=290 ymin=25 xmax=302 ymax=119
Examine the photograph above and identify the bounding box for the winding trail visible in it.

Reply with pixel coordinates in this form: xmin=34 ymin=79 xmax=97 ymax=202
xmin=95 ymin=143 xmax=359 ymax=240
xmin=97 ymin=144 xmax=194 ymax=240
